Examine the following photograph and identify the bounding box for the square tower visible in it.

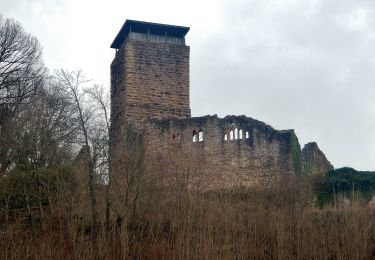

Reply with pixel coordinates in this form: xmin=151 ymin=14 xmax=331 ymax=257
xmin=110 ymin=20 xmax=191 ymax=129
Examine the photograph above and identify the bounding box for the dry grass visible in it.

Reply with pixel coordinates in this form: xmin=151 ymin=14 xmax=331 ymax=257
xmin=2 ymin=176 xmax=375 ymax=259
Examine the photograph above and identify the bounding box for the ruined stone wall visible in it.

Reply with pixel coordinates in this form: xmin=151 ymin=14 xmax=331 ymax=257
xmin=146 ymin=115 xmax=298 ymax=189
xmin=302 ymin=142 xmax=333 ymax=175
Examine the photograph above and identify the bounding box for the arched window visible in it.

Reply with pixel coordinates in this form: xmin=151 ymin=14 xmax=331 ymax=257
xmin=234 ymin=128 xmax=238 ymax=139
xmin=198 ymin=129 xmax=203 ymax=142
xmin=239 ymin=129 xmax=243 ymax=139
xmin=230 ymin=130 xmax=234 ymax=140
xmin=192 ymin=130 xmax=197 ymax=142
xmin=224 ymin=133 xmax=228 ymax=141
xmin=245 ymin=131 xmax=249 ymax=139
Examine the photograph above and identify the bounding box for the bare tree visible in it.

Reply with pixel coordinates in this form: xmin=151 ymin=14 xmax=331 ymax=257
xmin=0 ymin=76 xmax=79 ymax=226
xmin=55 ymin=69 xmax=99 ymax=234
xmin=0 ymin=76 xmax=77 ymax=171
xmin=84 ymin=83 xmax=147 ymax=233
xmin=84 ymin=84 xmax=111 ymax=230
xmin=0 ymin=15 xmax=46 ymax=114
xmin=85 ymin=84 xmax=110 ymax=182
xmin=0 ymin=16 xmax=46 ymax=175
xmin=108 ymin=122 xmax=146 ymax=232
xmin=85 ymin=84 xmax=110 ymax=132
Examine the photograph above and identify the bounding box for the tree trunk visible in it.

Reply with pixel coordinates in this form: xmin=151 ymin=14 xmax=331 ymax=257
xmin=38 ymin=184 xmax=45 ymax=230
xmin=5 ymin=195 xmax=10 ymax=223
xmin=105 ymin=184 xmax=111 ymax=233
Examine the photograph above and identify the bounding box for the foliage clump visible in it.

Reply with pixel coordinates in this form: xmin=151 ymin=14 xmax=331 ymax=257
xmin=313 ymin=167 xmax=375 ymax=206
xmin=0 ymin=165 xmax=73 ymax=212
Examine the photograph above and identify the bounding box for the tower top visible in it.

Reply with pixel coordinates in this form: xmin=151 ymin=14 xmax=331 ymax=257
xmin=110 ymin=19 xmax=190 ymax=49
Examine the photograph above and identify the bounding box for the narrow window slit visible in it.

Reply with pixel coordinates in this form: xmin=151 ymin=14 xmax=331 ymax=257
xmin=192 ymin=130 xmax=197 ymax=142
xmin=198 ymin=129 xmax=203 ymax=142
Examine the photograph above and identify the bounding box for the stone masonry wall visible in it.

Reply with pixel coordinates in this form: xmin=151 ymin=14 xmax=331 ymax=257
xmin=146 ymin=115 xmax=298 ymax=189
xmin=110 ymin=36 xmax=190 ymax=130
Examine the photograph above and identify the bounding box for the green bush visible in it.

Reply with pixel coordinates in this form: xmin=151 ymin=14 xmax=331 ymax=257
xmin=0 ymin=165 xmax=73 ymax=211
xmin=313 ymin=167 xmax=375 ymax=206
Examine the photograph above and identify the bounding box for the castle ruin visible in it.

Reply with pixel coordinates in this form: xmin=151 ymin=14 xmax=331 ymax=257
xmin=109 ymin=20 xmax=333 ymax=189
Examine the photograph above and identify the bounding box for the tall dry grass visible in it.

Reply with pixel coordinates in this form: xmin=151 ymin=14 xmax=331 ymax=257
xmin=1 ymin=175 xmax=375 ymax=259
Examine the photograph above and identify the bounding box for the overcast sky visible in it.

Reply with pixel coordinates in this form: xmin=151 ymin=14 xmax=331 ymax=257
xmin=1 ymin=0 xmax=374 ymax=170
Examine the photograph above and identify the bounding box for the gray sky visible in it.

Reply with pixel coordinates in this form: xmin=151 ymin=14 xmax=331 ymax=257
xmin=1 ymin=0 xmax=374 ymax=170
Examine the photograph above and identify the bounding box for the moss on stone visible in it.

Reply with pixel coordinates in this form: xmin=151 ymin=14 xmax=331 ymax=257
xmin=301 ymin=161 xmax=320 ymax=176
xmin=291 ymin=130 xmax=302 ymax=175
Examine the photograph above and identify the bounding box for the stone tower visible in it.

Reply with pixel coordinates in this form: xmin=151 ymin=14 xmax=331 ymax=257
xmin=110 ymin=20 xmax=191 ymax=129
xmin=109 ymin=20 xmax=191 ymax=182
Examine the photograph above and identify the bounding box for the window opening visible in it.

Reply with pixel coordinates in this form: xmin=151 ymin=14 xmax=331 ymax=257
xmin=224 ymin=133 xmax=228 ymax=141
xmin=198 ymin=130 xmax=203 ymax=142
xmin=239 ymin=129 xmax=243 ymax=139
xmin=246 ymin=131 xmax=249 ymax=139
xmin=192 ymin=130 xmax=197 ymax=142
xmin=230 ymin=130 xmax=234 ymax=140
xmin=234 ymin=128 xmax=239 ymax=139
